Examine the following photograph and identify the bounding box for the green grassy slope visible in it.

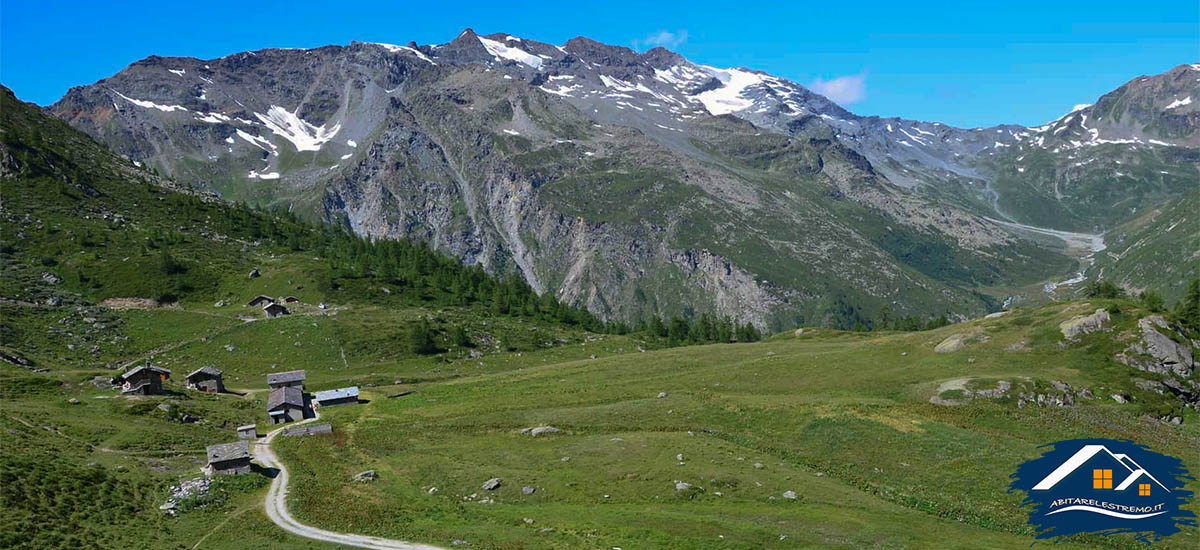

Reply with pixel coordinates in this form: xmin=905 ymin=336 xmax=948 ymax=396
xmin=270 ymin=300 xmax=1198 ymax=549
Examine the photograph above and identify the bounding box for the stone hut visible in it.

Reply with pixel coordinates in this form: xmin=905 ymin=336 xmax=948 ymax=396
xmin=267 ymin=386 xmax=306 ymax=424
xmin=204 ymin=440 xmax=251 ymax=475
xmin=263 ymin=303 xmax=289 ymax=318
xmin=246 ymin=295 xmax=274 ymax=307
xmin=236 ymin=424 xmax=258 ymax=439
xmin=267 ymin=370 xmax=306 ymax=390
xmin=313 ymin=386 xmax=360 ymax=408
xmin=185 ymin=366 xmax=224 ymax=393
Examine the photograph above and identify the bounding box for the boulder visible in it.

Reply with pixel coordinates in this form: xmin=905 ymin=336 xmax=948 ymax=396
xmin=657 ymin=392 xmax=667 ymax=399
xmin=353 ymin=470 xmax=378 ymax=482
xmin=1059 ymin=309 xmax=1110 ymax=340
xmin=248 ymin=268 xmax=260 ymax=278
xmin=481 ymin=478 xmax=502 ymax=491
xmin=528 ymin=426 xmax=559 ymax=437
xmin=522 ymin=486 xmax=536 ymax=495
xmin=674 ymin=481 xmax=691 ymax=491
xmin=782 ymin=490 xmax=798 ymax=500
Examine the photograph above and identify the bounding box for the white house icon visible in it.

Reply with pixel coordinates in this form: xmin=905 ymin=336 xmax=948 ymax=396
xmin=1032 ymin=444 xmax=1171 ymax=493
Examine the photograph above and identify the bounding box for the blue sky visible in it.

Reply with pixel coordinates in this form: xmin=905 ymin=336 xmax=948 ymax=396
xmin=2 ymin=1 xmax=1196 ymax=127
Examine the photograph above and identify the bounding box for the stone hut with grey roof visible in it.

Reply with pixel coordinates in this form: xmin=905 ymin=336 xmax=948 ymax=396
xmin=204 ymin=440 xmax=251 ymax=475
xmin=185 ymin=366 xmax=224 ymax=393
xmin=267 ymin=386 xmax=306 ymax=424
xmin=267 ymin=370 xmax=306 ymax=390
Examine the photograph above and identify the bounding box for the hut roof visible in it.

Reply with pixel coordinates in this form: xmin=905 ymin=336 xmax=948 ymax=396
xmin=186 ymin=366 xmax=222 ymax=379
xmin=314 ymin=387 xmax=359 ymax=402
xmin=267 ymin=386 xmax=304 ymax=409
xmin=267 ymin=370 xmax=306 ymax=385
xmin=120 ymin=365 xmax=170 ymax=380
xmin=206 ymin=440 xmax=250 ymax=463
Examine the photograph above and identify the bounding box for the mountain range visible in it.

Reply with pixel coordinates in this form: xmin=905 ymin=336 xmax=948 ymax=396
xmin=44 ymin=30 xmax=1200 ymax=329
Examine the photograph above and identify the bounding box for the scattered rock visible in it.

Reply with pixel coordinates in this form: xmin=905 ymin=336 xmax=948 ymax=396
xmin=522 ymin=486 xmax=536 ymax=495
xmin=657 ymin=392 xmax=667 ymax=399
xmin=782 ymin=490 xmax=798 ymax=500
xmin=353 ymin=470 xmax=377 ymax=482
xmin=528 ymin=426 xmax=559 ymax=437
xmin=1059 ymin=309 xmax=1110 ymax=340
xmin=675 ymin=481 xmax=692 ymax=491
xmin=753 ymin=462 xmax=764 ymax=469
xmin=41 ymin=272 xmax=61 ymax=284
xmin=46 ymin=296 xmax=62 ymax=307
xmin=451 ymin=540 xmax=470 ymax=547
xmin=481 ymin=478 xmax=502 ymax=491
xmin=67 ymin=398 xmax=80 ymax=405
xmin=1111 ymin=393 xmax=1131 ymax=404
xmin=469 ymin=350 xmax=483 ymax=359
xmin=984 ymin=311 xmax=1009 ymax=319
xmin=214 ymin=300 xmax=225 ymax=308
xmin=676 ymin=454 xmax=684 ymax=461
xmin=428 ymin=487 xmax=439 ymax=495
xmin=248 ymin=268 xmax=260 ymax=278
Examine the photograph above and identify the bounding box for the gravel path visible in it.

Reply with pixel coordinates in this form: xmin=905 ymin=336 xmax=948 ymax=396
xmin=255 ymin=414 xmax=446 ymax=550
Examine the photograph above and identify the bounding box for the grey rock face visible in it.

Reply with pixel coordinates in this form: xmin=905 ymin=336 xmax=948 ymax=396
xmin=46 ymin=30 xmax=1198 ymax=330
xmin=1117 ymin=316 xmax=1195 ymax=378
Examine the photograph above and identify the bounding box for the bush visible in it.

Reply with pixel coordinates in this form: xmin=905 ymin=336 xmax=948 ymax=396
xmin=1083 ymin=280 xmax=1123 ymax=299
xmin=1139 ymin=291 xmax=1165 ymax=313
xmin=408 ymin=320 xmax=438 ymax=355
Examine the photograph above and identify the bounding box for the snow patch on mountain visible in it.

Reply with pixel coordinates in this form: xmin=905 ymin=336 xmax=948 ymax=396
xmin=478 ymin=37 xmax=542 ymax=69
xmin=111 ymin=90 xmax=188 ymax=112
xmin=1166 ymin=96 xmax=1192 ymax=110
xmin=373 ymin=42 xmax=437 ymax=65
xmin=693 ymin=66 xmax=765 ymax=115
xmin=253 ymin=106 xmax=341 ymax=152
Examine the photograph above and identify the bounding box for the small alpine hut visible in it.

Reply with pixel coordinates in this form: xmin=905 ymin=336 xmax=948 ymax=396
xmin=247 ymin=295 xmax=275 ymax=307
xmin=267 ymin=369 xmax=306 ymax=390
xmin=185 ymin=366 xmax=224 ymax=393
xmin=237 ymin=424 xmax=258 ymax=439
xmin=313 ymin=386 xmax=360 ymax=408
xmin=267 ymin=386 xmax=306 ymax=424
xmin=263 ymin=302 xmax=290 ymax=318
xmin=204 ymin=440 xmax=252 ymax=475
xmin=119 ymin=365 xmax=171 ymax=395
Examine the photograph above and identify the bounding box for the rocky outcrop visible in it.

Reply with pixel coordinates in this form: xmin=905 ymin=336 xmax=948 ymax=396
xmin=1116 ymin=316 xmax=1195 ymax=378
xmin=934 ymin=331 xmax=988 ymax=353
xmin=1059 ymin=308 xmax=1110 ymax=340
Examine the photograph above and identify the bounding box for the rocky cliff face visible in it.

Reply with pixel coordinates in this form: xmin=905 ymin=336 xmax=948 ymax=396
xmin=45 ymin=30 xmax=1199 ymax=329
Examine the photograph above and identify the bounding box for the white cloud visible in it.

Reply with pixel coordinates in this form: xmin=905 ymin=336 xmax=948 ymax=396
xmin=808 ymin=71 xmax=868 ymax=105
xmin=633 ymin=29 xmax=688 ymax=50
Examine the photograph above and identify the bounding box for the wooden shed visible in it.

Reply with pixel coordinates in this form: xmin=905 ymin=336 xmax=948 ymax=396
xmin=119 ymin=365 xmax=170 ymax=395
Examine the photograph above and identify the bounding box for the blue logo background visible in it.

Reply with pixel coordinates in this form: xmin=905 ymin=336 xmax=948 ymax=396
xmin=1010 ymin=438 xmax=1196 ymax=544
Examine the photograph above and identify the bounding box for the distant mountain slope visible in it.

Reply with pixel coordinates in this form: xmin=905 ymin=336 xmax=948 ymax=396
xmin=45 ymin=30 xmax=1196 ymax=328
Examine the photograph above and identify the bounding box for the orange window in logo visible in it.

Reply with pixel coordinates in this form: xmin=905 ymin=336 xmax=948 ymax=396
xmin=1139 ymin=483 xmax=1151 ymax=496
xmin=1092 ymin=469 xmax=1113 ymax=489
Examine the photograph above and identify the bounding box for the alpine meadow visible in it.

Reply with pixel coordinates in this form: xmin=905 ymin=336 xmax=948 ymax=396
xmin=1 ymin=5 xmax=1198 ymax=550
